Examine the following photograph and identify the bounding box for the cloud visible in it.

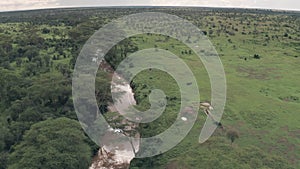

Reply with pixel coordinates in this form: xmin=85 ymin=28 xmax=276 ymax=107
xmin=148 ymin=0 xmax=257 ymax=8
xmin=145 ymin=0 xmax=299 ymax=10
xmin=0 ymin=0 xmax=299 ymax=12
xmin=0 ymin=0 xmax=59 ymax=11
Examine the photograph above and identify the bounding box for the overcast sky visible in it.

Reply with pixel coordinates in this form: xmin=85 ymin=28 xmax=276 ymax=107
xmin=1 ymin=0 xmax=299 ymax=12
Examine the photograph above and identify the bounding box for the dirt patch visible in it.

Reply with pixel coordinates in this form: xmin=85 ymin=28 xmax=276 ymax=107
xmin=280 ymin=125 xmax=289 ymax=132
xmin=237 ymin=66 xmax=277 ymax=80
xmin=277 ymin=137 xmax=289 ymax=144
xmin=236 ymin=121 xmax=245 ymax=128
xmin=289 ymin=130 xmax=300 ymax=139
xmin=276 ymin=137 xmax=298 ymax=165
xmin=279 ymin=96 xmax=300 ymax=103
xmin=247 ymin=129 xmax=270 ymax=143
xmin=281 ymin=125 xmax=300 ymax=139
xmin=165 ymin=161 xmax=182 ymax=169
xmin=264 ymin=126 xmax=300 ymax=165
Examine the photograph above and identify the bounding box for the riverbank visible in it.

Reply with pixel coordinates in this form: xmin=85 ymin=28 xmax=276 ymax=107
xmin=89 ymin=59 xmax=140 ymax=169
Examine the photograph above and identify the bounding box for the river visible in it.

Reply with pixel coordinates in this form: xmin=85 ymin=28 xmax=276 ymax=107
xmin=89 ymin=59 xmax=140 ymax=169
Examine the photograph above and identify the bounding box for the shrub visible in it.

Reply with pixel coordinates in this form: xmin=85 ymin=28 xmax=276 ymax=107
xmin=226 ymin=129 xmax=240 ymax=144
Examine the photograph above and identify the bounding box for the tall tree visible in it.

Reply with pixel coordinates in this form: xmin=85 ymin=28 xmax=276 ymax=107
xmin=8 ymin=117 xmax=92 ymax=169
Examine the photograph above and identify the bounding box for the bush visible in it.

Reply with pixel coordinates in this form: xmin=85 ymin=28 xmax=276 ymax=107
xmin=254 ymin=54 xmax=261 ymax=59
xmin=226 ymin=129 xmax=240 ymax=144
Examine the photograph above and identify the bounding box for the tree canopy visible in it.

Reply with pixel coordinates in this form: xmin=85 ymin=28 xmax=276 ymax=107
xmin=8 ymin=117 xmax=92 ymax=169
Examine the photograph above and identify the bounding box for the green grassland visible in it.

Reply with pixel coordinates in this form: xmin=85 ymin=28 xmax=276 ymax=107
xmin=0 ymin=7 xmax=299 ymax=169
xmin=127 ymin=13 xmax=300 ymax=168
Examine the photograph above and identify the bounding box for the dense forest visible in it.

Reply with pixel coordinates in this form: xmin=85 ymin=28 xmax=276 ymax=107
xmin=0 ymin=7 xmax=299 ymax=168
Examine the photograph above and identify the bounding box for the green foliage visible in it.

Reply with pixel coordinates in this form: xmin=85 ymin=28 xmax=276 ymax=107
xmin=105 ymin=38 xmax=139 ymax=70
xmin=8 ymin=118 xmax=92 ymax=169
xmin=0 ymin=7 xmax=299 ymax=169
xmin=0 ymin=152 xmax=8 ymax=169
xmin=95 ymin=71 xmax=113 ymax=114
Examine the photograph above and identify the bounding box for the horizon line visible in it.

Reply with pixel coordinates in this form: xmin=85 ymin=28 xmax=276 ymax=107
xmin=0 ymin=5 xmax=300 ymax=13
